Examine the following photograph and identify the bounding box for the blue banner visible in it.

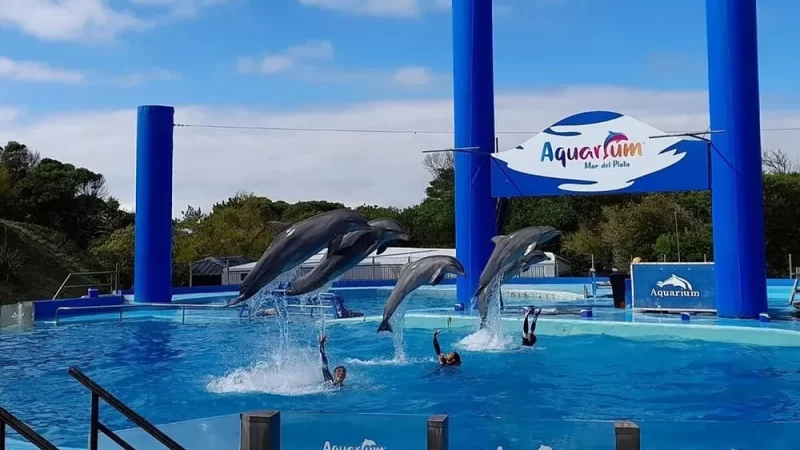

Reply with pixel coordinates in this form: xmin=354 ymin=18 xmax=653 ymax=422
xmin=491 ymin=111 xmax=710 ymax=197
xmin=631 ymin=263 xmax=716 ymax=311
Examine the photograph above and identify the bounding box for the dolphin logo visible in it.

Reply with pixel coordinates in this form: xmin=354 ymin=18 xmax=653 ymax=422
xmin=603 ymin=131 xmax=628 ymax=151
xmin=656 ymin=274 xmax=693 ymax=291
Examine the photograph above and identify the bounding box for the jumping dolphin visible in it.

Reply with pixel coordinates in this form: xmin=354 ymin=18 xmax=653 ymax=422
xmin=473 ymin=226 xmax=562 ymax=324
xmin=285 ymin=218 xmax=410 ymax=296
xmin=227 ymin=209 xmax=371 ymax=306
xmin=377 ymin=255 xmax=466 ymax=333
xmin=475 ymin=250 xmax=549 ymax=325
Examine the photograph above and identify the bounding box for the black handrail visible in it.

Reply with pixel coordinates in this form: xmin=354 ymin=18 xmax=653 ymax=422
xmin=0 ymin=407 xmax=59 ymax=450
xmin=67 ymin=367 xmax=186 ymax=450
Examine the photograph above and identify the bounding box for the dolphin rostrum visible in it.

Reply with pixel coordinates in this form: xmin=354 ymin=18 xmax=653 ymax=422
xmin=377 ymin=255 xmax=466 ymax=333
xmin=473 ymin=226 xmax=562 ymax=324
xmin=227 ymin=209 xmax=371 ymax=306
xmin=285 ymin=218 xmax=410 ymax=296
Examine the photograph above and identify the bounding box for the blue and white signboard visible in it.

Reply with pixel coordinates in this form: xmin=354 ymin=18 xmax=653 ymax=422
xmin=631 ymin=263 xmax=716 ymax=311
xmin=491 ymin=111 xmax=710 ymax=197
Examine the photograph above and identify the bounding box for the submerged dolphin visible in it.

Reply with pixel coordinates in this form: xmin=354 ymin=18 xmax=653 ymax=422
xmin=227 ymin=209 xmax=371 ymax=306
xmin=285 ymin=218 xmax=410 ymax=296
xmin=473 ymin=226 xmax=562 ymax=324
xmin=377 ymin=255 xmax=466 ymax=333
xmin=475 ymin=249 xmax=549 ymax=325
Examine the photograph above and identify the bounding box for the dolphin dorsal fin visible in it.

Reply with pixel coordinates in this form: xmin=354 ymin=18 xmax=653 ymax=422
xmin=267 ymin=221 xmax=291 ymax=234
xmin=491 ymin=235 xmax=507 ymax=245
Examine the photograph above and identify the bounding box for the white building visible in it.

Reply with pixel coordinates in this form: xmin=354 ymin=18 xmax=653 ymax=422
xmin=222 ymin=247 xmax=571 ymax=285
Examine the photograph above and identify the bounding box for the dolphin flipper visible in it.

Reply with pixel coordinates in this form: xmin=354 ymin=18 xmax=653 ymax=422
xmin=327 ymin=235 xmax=343 ymax=258
xmin=267 ymin=221 xmax=291 ymax=234
xmin=376 ymin=243 xmax=389 ymax=255
xmin=430 ymin=268 xmax=446 ymax=286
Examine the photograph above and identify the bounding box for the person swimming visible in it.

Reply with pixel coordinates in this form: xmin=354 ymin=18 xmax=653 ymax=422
xmin=522 ymin=307 xmax=541 ymax=347
xmin=318 ymin=333 xmax=346 ymax=386
xmin=432 ymin=329 xmax=461 ymax=366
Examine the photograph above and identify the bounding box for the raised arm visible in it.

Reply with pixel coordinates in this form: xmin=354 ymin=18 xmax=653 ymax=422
xmin=319 ymin=334 xmax=333 ymax=382
xmin=432 ymin=329 xmax=442 ymax=357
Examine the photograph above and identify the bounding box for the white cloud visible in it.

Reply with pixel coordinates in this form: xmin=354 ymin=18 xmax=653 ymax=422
xmin=2 ymin=86 xmax=799 ymax=218
xmin=0 ymin=106 xmax=19 ymax=124
xmin=107 ymin=69 xmax=181 ymax=87
xmin=0 ymin=0 xmax=228 ymax=42
xmin=392 ymin=66 xmax=433 ymax=86
xmin=239 ymin=41 xmax=435 ymax=88
xmin=0 ymin=57 xmax=86 ymax=84
xmin=238 ymin=40 xmax=335 ymax=75
xmin=297 ymin=0 xmax=447 ymax=18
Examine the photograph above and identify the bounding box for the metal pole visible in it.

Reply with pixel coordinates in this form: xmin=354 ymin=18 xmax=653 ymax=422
xmin=182 ymin=307 xmax=186 ymax=324
xmin=427 ymin=415 xmax=449 ymax=450
xmin=188 ymin=263 xmax=193 ymax=287
xmin=240 ymin=411 xmax=280 ymax=450
xmin=90 ymin=393 xmax=99 ymax=450
xmin=674 ymin=211 xmax=681 ymax=262
xmin=790 ymin=254 xmax=793 ymax=278
xmin=615 ymin=420 xmax=640 ymax=450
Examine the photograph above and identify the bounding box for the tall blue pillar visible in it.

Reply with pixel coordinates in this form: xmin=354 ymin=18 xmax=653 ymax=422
xmin=706 ymin=0 xmax=767 ymax=318
xmin=134 ymin=105 xmax=175 ymax=303
xmin=452 ymin=0 xmax=497 ymax=308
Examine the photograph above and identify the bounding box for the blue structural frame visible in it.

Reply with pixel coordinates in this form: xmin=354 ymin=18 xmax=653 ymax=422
xmin=134 ymin=105 xmax=175 ymax=303
xmin=452 ymin=0 xmax=497 ymax=307
xmin=705 ymin=0 xmax=767 ymax=318
xmin=132 ymin=1 xmax=766 ymax=319
xmin=452 ymin=0 xmax=766 ymax=318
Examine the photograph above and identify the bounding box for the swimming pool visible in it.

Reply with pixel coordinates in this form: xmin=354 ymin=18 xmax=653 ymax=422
xmin=2 ymin=288 xmax=800 ymax=449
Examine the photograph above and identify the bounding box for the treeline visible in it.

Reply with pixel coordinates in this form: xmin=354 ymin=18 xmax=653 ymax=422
xmin=2 ymin=140 xmax=800 ymax=301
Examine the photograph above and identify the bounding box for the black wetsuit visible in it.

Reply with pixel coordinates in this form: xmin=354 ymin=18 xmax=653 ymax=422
xmin=320 ymin=344 xmax=336 ymax=384
xmin=522 ymin=311 xmax=539 ymax=347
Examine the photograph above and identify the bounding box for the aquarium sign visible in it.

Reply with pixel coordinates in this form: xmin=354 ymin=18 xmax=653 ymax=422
xmin=631 ymin=262 xmax=716 ymax=311
xmin=322 ymin=438 xmax=386 ymax=450
xmin=490 ymin=110 xmax=710 ymax=197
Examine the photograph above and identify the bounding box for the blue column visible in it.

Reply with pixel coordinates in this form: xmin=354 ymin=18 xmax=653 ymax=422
xmin=452 ymin=0 xmax=497 ymax=308
xmin=134 ymin=105 xmax=175 ymax=303
xmin=706 ymin=0 xmax=767 ymax=318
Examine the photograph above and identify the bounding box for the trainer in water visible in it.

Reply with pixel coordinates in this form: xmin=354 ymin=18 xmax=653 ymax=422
xmin=521 ymin=307 xmax=542 ymax=347
xmin=377 ymin=255 xmax=467 ymax=333
xmin=432 ymin=329 xmax=461 ymax=366
xmin=473 ymin=226 xmax=561 ymax=326
xmin=318 ymin=333 xmax=346 ymax=387
xmin=475 ymin=249 xmax=549 ymax=326
xmin=286 ymin=218 xmax=409 ymax=296
xmin=227 ymin=209 xmax=371 ymax=307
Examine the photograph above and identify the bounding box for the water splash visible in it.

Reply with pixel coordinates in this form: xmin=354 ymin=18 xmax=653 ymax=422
xmin=458 ymin=278 xmax=513 ymax=352
xmin=207 ymin=346 xmax=334 ymax=396
xmin=389 ymin=300 xmax=409 ymax=362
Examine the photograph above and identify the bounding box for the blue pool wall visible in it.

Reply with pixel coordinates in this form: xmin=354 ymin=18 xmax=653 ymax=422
xmin=31 ymin=276 xmax=796 ymax=324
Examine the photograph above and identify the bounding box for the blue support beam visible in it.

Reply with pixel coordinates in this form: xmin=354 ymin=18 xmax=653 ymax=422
xmin=134 ymin=105 xmax=175 ymax=303
xmin=706 ymin=0 xmax=767 ymax=318
xmin=452 ymin=0 xmax=497 ymax=308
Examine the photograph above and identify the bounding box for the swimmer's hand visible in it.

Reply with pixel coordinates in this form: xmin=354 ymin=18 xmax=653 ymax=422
xmin=319 ymin=334 xmax=328 ymax=346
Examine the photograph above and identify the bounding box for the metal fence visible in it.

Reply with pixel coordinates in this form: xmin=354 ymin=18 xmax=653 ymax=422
xmin=226 ymin=261 xmax=557 ymax=285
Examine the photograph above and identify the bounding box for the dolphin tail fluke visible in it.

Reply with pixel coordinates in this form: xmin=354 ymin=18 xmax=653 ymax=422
xmin=377 ymin=319 xmax=393 ymax=333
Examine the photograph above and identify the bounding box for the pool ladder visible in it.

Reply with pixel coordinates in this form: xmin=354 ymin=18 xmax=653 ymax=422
xmin=790 ymin=269 xmax=800 ymax=307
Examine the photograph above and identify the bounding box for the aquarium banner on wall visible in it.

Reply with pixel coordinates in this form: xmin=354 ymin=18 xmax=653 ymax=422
xmin=490 ymin=111 xmax=711 ymax=198
xmin=631 ymin=262 xmax=716 ymax=311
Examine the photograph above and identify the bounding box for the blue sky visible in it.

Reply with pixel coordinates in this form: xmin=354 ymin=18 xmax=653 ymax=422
xmin=2 ymin=0 xmax=799 ymax=118
xmin=2 ymin=0 xmax=800 ymax=213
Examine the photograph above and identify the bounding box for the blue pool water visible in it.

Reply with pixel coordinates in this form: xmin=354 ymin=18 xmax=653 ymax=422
xmin=2 ymin=288 xmax=800 ymax=449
